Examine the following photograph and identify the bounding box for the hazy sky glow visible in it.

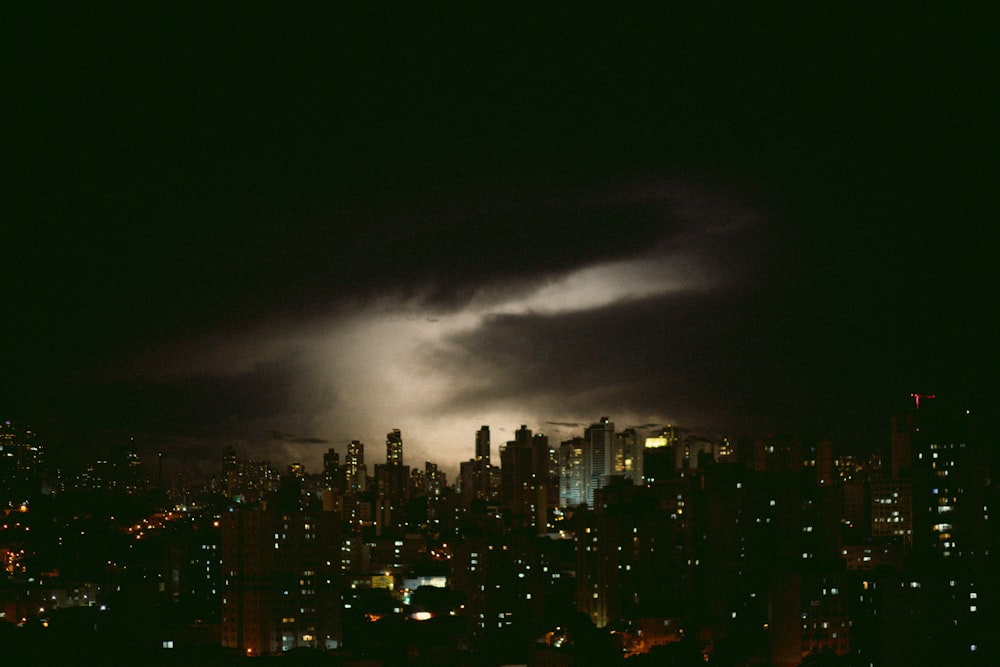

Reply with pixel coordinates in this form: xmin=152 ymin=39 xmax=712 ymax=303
xmin=122 ymin=177 xmax=756 ymax=477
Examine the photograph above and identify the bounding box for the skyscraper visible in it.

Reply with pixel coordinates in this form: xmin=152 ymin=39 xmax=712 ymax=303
xmin=584 ymin=417 xmax=615 ymax=506
xmin=386 ymin=428 xmax=403 ymax=467
xmin=223 ymin=445 xmax=238 ymax=474
xmin=559 ymin=437 xmax=586 ymax=507
xmin=476 ymin=425 xmax=490 ymax=464
xmin=908 ymin=398 xmax=989 ymax=561
xmin=464 ymin=425 xmax=496 ymax=502
xmin=377 ymin=428 xmax=409 ymax=508
xmin=532 ymin=432 xmax=559 ymax=522
xmin=323 ymin=447 xmax=340 ymax=491
xmin=221 ymin=445 xmax=239 ymax=498
xmin=221 ymin=507 xmax=342 ymax=654
xmin=615 ymin=427 xmax=643 ymax=486
xmin=643 ymin=426 xmax=679 ymax=484
xmin=500 ymin=426 xmax=534 ymax=512
xmin=424 ymin=461 xmax=445 ymax=496
xmin=344 ymin=440 xmax=366 ymax=493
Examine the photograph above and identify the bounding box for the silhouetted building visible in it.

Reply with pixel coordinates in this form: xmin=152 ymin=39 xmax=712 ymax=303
xmin=344 ymin=440 xmax=367 ymax=493
xmin=870 ymin=479 xmax=913 ymax=546
xmin=615 ymin=427 xmax=643 ymax=486
xmin=500 ymin=425 xmax=535 ymax=527
xmin=643 ymin=427 xmax=679 ymax=484
xmin=476 ymin=425 xmax=490 ymax=464
xmin=532 ymin=432 xmax=559 ymax=527
xmin=386 ymin=428 xmax=404 ymax=467
xmin=769 ymin=571 xmax=851 ymax=666
xmin=322 ymin=447 xmax=340 ymax=491
xmin=909 ymin=399 xmax=990 ymax=561
xmin=221 ymin=507 xmax=342 ymax=655
xmin=584 ymin=417 xmax=615 ymax=506
xmin=576 ymin=477 xmax=698 ymax=627
xmin=461 ymin=425 xmax=496 ymax=504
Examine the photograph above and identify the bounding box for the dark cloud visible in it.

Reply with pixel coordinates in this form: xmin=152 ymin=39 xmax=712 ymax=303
xmin=268 ymin=432 xmax=328 ymax=445
xmin=629 ymin=423 xmax=664 ymax=431
xmin=422 ymin=280 xmax=906 ymax=445
xmin=37 ymin=354 xmax=307 ymax=445
xmin=427 ymin=294 xmax=747 ymax=429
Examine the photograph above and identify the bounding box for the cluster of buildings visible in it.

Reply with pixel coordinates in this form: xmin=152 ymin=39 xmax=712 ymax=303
xmin=1 ymin=398 xmax=996 ymax=665
xmin=0 ymin=420 xmax=45 ymax=497
xmin=1 ymin=420 xmax=149 ymax=498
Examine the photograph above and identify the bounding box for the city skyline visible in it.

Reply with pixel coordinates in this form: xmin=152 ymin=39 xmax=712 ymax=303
xmin=4 ymin=7 xmax=995 ymax=486
xmin=0 ymin=398 xmax=972 ymax=493
xmin=2 ymin=386 xmax=992 ymax=664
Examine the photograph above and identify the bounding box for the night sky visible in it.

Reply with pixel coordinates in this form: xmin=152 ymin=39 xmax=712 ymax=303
xmin=4 ymin=6 xmax=996 ymax=478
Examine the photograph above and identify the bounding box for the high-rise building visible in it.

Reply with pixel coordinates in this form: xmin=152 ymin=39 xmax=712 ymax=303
xmin=498 ymin=425 xmax=558 ymax=530
xmin=476 ymin=425 xmax=490 ymax=464
xmin=501 ymin=426 xmax=535 ymax=524
xmin=908 ymin=398 xmax=989 ymax=561
xmin=870 ymin=479 xmax=913 ymax=547
xmin=386 ymin=428 xmax=403 ymax=467
xmin=222 ymin=446 xmax=238 ymax=496
xmin=344 ymin=440 xmax=366 ymax=493
xmin=559 ymin=437 xmax=586 ymax=507
xmin=615 ymin=427 xmax=643 ymax=485
xmin=643 ymin=426 xmax=679 ymax=484
xmin=768 ymin=572 xmax=851 ymax=665
xmin=532 ymin=432 xmax=559 ymax=526
xmin=751 ymin=434 xmax=803 ymax=474
xmin=223 ymin=445 xmax=238 ymax=474
xmin=0 ymin=420 xmax=15 ymax=457
xmin=461 ymin=427 xmax=501 ymax=504
xmin=0 ymin=420 xmax=46 ymax=500
xmin=890 ymin=411 xmax=915 ymax=479
xmin=221 ymin=507 xmax=342 ymax=654
xmin=459 ymin=459 xmax=476 ymax=501
xmin=375 ymin=429 xmax=409 ymax=508
xmin=110 ymin=443 xmax=143 ymax=494
xmin=584 ymin=417 xmax=615 ymax=506
xmin=576 ymin=477 xmax=697 ymax=627
xmin=424 ymin=461 xmax=445 ymax=496
xmin=814 ymin=438 xmax=835 ymax=486
xmin=408 ymin=467 xmax=427 ymax=504
xmin=322 ymin=447 xmax=340 ymax=491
